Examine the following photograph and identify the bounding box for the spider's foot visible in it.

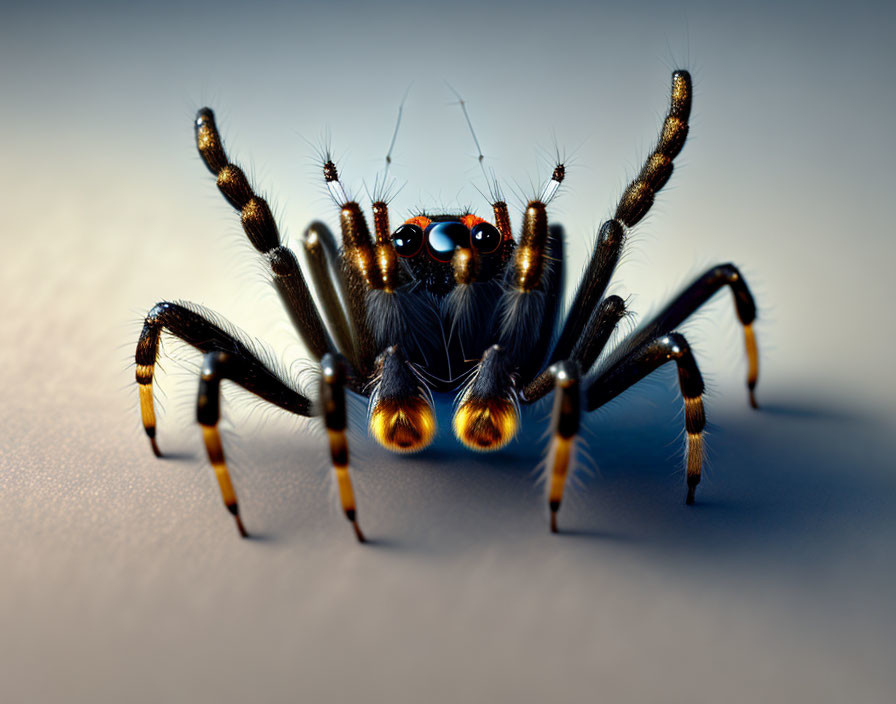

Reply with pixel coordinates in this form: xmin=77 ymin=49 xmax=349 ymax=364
xmin=233 ymin=512 xmax=249 ymax=539
xmin=345 ymin=509 xmax=366 ymax=543
xmin=148 ymin=434 xmax=162 ymax=458
xmin=227 ymin=502 xmax=248 ymax=538
xmin=748 ymin=385 xmax=759 ymax=410
xmin=686 ymin=485 xmax=697 ymax=505
xmin=549 ymin=500 xmax=560 ymax=534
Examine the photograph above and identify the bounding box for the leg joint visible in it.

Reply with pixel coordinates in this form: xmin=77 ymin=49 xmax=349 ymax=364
xmin=145 ymin=301 xmax=175 ymax=326
xmin=664 ymin=332 xmax=691 ymax=359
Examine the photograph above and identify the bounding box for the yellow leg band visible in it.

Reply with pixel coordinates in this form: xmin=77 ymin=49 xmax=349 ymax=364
xmin=548 ymin=436 xmax=573 ymax=506
xmin=139 ymin=382 xmax=156 ymax=432
xmin=202 ymin=426 xmax=238 ymax=509
xmin=334 ymin=465 xmax=357 ymax=515
xmin=744 ymin=323 xmax=759 ymax=408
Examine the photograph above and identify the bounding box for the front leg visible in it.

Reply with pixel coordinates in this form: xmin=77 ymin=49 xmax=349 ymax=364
xmin=493 ymin=199 xmax=565 ymax=382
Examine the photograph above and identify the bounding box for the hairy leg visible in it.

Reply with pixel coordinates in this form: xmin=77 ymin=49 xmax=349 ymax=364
xmin=320 ymin=354 xmax=366 ymax=542
xmin=552 ymin=71 xmax=693 ymax=363
xmin=135 ymin=301 xmax=311 ymax=456
xmin=194 ymin=109 xmax=333 ymax=360
xmin=523 ymin=295 xmax=626 ymax=402
xmin=603 ymin=263 xmax=759 ymax=407
xmin=586 ymin=332 xmax=707 ymax=504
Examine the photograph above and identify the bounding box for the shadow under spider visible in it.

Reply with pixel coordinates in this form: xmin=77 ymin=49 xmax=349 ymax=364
xmin=168 ymin=380 xmax=894 ymax=567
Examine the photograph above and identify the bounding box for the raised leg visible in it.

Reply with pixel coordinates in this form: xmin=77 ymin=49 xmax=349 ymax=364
xmin=194 ymin=109 xmax=333 ymax=360
xmin=552 ymin=70 xmax=692 ymax=363
xmin=320 ymin=354 xmax=366 ymax=542
xmin=586 ymin=332 xmax=706 ymax=504
xmin=603 ymin=263 xmax=759 ymax=407
xmin=136 ymin=301 xmax=312 ymax=456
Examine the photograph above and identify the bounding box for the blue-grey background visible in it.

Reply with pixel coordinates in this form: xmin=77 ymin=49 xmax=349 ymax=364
xmin=1 ymin=1 xmax=894 ymax=702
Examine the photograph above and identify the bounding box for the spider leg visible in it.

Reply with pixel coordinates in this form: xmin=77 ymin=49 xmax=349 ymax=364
xmin=320 ymin=354 xmax=366 ymax=542
xmin=551 ymin=70 xmax=692 ymax=363
xmin=300 ymin=221 xmax=359 ymax=369
xmin=586 ymin=332 xmax=707 ymax=505
xmin=136 ymin=302 xmax=312 ymax=457
xmin=196 ymin=350 xmax=310 ymax=538
xmin=523 ymin=295 xmax=627 ymax=402
xmin=337 ymin=199 xmax=383 ymax=375
xmin=194 ymin=109 xmax=333 ymax=360
xmin=542 ymin=361 xmax=581 ymax=533
xmin=604 ymin=264 xmax=759 ymax=408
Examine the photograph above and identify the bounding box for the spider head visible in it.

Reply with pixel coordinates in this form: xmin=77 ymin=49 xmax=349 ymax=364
xmin=390 ymin=214 xmax=508 ymax=295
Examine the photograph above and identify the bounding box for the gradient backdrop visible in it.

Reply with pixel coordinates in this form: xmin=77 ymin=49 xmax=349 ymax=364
xmin=2 ymin=1 xmax=894 ymax=702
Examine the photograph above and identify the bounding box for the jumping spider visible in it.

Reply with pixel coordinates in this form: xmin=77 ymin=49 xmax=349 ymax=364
xmin=135 ymin=70 xmax=759 ymax=541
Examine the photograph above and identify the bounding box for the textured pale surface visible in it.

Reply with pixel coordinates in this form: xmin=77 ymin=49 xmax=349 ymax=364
xmin=2 ymin=2 xmax=895 ymax=702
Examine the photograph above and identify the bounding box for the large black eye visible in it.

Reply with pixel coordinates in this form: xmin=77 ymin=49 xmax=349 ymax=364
xmin=426 ymin=221 xmax=468 ymax=263
xmin=470 ymin=222 xmax=501 ymax=254
xmin=391 ymin=224 xmax=424 ymax=257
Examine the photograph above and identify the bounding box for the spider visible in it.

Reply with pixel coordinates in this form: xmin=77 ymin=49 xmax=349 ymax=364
xmin=135 ymin=70 xmax=759 ymax=542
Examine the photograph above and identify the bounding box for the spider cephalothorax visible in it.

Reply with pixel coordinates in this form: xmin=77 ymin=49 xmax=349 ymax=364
xmin=136 ymin=70 xmax=761 ymax=541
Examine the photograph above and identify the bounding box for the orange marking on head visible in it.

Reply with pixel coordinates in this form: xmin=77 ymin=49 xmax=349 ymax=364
xmin=461 ymin=214 xmax=486 ymax=230
xmin=404 ymin=216 xmax=432 ymax=230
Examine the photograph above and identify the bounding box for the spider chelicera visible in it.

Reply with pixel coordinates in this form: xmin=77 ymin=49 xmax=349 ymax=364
xmin=135 ymin=70 xmax=759 ymax=541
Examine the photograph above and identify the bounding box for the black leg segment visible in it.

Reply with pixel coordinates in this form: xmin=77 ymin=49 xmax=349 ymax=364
xmin=320 ymin=354 xmax=366 ymax=542
xmin=550 ymin=219 xmax=625 ymax=365
xmin=603 ymin=263 xmax=759 ymax=408
xmin=551 ymin=71 xmax=692 ymax=366
xmin=195 ymin=351 xmax=252 ymax=537
xmin=545 ymin=361 xmax=582 ymax=533
xmin=586 ymin=333 xmax=707 ymax=504
xmin=614 ymin=71 xmax=691 ymax=228
xmin=526 ymin=294 xmax=626 ymax=402
xmin=194 ymin=108 xmax=333 ymax=360
xmin=135 ymin=301 xmax=312 ymax=456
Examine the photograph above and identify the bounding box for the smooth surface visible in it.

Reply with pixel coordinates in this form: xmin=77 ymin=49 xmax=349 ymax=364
xmin=2 ymin=2 xmax=895 ymax=702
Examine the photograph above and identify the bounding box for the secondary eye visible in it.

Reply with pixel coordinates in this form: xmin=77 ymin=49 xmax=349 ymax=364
xmin=391 ymin=224 xmax=424 ymax=257
xmin=426 ymin=221 xmax=469 ymax=263
xmin=470 ymin=222 xmax=501 ymax=254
